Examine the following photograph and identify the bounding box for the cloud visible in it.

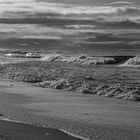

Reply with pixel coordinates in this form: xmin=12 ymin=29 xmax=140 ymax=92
xmin=0 ymin=0 xmax=140 ymax=29
xmin=65 ymin=25 xmax=96 ymax=29
xmin=0 ymin=23 xmax=97 ymax=40
xmin=20 ymin=35 xmax=62 ymax=40
xmin=116 ymin=7 xmax=140 ymax=15
xmin=104 ymin=1 xmax=134 ymax=6
xmin=0 ymin=0 xmax=140 ymax=19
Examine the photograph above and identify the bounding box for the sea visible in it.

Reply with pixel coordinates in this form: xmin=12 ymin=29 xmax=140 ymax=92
xmin=0 ymin=0 xmax=140 ymax=82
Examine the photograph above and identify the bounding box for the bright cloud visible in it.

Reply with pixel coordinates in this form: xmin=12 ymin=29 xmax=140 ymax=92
xmin=104 ymin=1 xmax=134 ymax=6
xmin=0 ymin=0 xmax=140 ymax=21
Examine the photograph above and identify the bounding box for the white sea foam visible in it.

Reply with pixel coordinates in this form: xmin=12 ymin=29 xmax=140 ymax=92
xmin=59 ymin=129 xmax=89 ymax=140
xmin=119 ymin=56 xmax=140 ymax=67
xmin=0 ymin=116 xmax=24 ymax=123
xmin=119 ymin=64 xmax=140 ymax=67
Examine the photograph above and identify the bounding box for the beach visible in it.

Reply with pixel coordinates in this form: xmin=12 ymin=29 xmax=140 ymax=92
xmin=0 ymin=78 xmax=140 ymax=140
xmin=0 ymin=119 xmax=84 ymax=140
xmin=0 ymin=0 xmax=140 ymax=139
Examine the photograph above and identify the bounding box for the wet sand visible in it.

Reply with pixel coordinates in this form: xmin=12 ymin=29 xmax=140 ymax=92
xmin=0 ymin=78 xmax=140 ymax=140
xmin=0 ymin=119 xmax=83 ymax=140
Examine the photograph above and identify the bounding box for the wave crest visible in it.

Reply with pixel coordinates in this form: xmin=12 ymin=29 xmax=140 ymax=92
xmin=121 ymin=56 xmax=140 ymax=67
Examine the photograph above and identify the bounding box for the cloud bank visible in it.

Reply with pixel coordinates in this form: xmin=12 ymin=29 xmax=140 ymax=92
xmin=0 ymin=0 xmax=139 ymax=23
xmin=0 ymin=0 xmax=140 ymax=53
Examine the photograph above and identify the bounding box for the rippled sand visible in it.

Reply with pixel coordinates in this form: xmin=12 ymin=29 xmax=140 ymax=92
xmin=0 ymin=79 xmax=140 ymax=140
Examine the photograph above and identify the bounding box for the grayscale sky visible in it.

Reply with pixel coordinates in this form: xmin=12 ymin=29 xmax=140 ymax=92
xmin=0 ymin=0 xmax=140 ymax=55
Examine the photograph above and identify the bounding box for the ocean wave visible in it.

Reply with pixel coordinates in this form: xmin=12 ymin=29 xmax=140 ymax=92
xmin=41 ymin=55 xmax=135 ymax=65
xmin=2 ymin=54 xmax=140 ymax=67
xmin=120 ymin=56 xmax=140 ymax=67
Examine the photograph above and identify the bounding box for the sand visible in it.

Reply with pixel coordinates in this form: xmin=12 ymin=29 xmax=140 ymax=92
xmin=0 ymin=78 xmax=140 ymax=140
xmin=0 ymin=119 xmax=83 ymax=140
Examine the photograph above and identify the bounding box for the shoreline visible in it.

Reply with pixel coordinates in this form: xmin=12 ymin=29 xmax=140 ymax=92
xmin=0 ymin=78 xmax=140 ymax=140
xmin=0 ymin=117 xmax=86 ymax=140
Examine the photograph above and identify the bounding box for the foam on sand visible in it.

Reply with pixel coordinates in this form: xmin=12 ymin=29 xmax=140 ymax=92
xmin=60 ymin=129 xmax=89 ymax=140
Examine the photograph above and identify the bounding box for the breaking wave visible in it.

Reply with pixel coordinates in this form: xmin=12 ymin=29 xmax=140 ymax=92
xmin=41 ymin=54 xmax=137 ymax=66
xmin=1 ymin=52 xmax=140 ymax=67
xmin=120 ymin=56 xmax=140 ymax=67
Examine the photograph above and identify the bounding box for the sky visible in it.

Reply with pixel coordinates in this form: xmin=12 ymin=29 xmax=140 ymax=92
xmin=0 ymin=0 xmax=140 ymax=55
xmin=0 ymin=0 xmax=140 ymax=19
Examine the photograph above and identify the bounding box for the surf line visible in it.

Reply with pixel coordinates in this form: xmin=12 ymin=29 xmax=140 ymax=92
xmin=59 ymin=129 xmax=90 ymax=140
xmin=0 ymin=117 xmax=89 ymax=140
